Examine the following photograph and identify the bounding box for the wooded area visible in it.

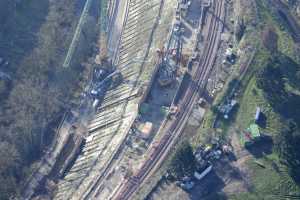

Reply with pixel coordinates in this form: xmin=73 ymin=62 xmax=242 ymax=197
xmin=256 ymin=55 xmax=300 ymax=185
xmin=167 ymin=140 xmax=196 ymax=180
xmin=0 ymin=0 xmax=97 ymax=198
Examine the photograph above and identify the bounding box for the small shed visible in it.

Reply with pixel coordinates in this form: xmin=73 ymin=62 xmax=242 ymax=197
xmin=255 ymin=107 xmax=261 ymax=122
xmin=194 ymin=165 xmax=212 ymax=181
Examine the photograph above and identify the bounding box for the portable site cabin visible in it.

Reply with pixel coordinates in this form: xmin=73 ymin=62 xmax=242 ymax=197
xmin=194 ymin=165 xmax=213 ymax=181
xmin=255 ymin=107 xmax=261 ymax=122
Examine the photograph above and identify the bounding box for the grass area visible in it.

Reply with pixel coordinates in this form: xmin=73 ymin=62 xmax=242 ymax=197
xmin=236 ymin=71 xmax=282 ymax=135
xmin=230 ymin=161 xmax=279 ymax=200
xmin=191 ymin=109 xmax=215 ymax=146
xmin=214 ymin=0 xmax=299 ymax=140
xmin=192 ymin=0 xmax=300 ymax=199
xmin=226 ymin=0 xmax=300 ymax=199
xmin=230 ymin=154 xmax=300 ymax=200
xmin=234 ymin=0 xmax=300 ymax=135
xmin=255 ymin=0 xmax=299 ymax=62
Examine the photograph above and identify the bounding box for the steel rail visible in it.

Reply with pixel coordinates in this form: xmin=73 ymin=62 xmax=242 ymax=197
xmin=113 ymin=0 xmax=224 ymax=199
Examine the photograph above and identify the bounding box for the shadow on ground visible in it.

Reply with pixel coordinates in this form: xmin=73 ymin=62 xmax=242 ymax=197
xmin=245 ymin=135 xmax=273 ymax=158
xmin=188 ymin=169 xmax=227 ymax=200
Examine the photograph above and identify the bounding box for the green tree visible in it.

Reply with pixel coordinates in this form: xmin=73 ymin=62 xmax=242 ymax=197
xmin=0 ymin=175 xmax=18 ymax=200
xmin=275 ymin=120 xmax=300 ymax=184
xmin=0 ymin=142 xmax=21 ymax=199
xmin=168 ymin=140 xmax=196 ymax=179
xmin=0 ymin=141 xmax=20 ymax=173
xmin=256 ymin=63 xmax=288 ymax=111
xmin=0 ymin=80 xmax=9 ymax=99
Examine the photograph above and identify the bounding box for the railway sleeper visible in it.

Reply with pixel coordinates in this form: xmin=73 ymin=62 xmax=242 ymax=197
xmin=98 ymin=91 xmax=139 ymax=111
xmin=90 ymin=107 xmax=122 ymax=122
xmin=85 ymin=138 xmax=114 ymax=152
xmin=128 ymin=0 xmax=148 ymax=12
xmin=119 ymin=44 xmax=147 ymax=58
xmin=64 ymin=173 xmax=87 ymax=183
xmin=120 ymin=31 xmax=152 ymax=50
xmin=56 ymin=181 xmax=73 ymax=191
xmin=125 ymin=14 xmax=152 ymax=30
xmin=88 ymin=118 xmax=121 ymax=133
xmin=119 ymin=70 xmax=139 ymax=80
xmin=85 ymin=132 xmax=114 ymax=146
xmin=129 ymin=0 xmax=146 ymax=6
xmin=118 ymin=48 xmax=145 ymax=63
xmin=55 ymin=188 xmax=74 ymax=199
xmin=119 ymin=34 xmax=152 ymax=54
xmin=92 ymin=110 xmax=117 ymax=122
xmin=123 ymin=18 xmax=155 ymax=38
xmin=82 ymin=144 xmax=107 ymax=157
xmin=121 ymin=26 xmax=153 ymax=40
xmin=102 ymin=92 xmax=137 ymax=104
xmin=68 ymin=159 xmax=94 ymax=173
xmin=82 ymin=139 xmax=108 ymax=153
xmin=117 ymin=58 xmax=144 ymax=69
xmin=96 ymin=98 xmax=128 ymax=113
xmin=103 ymin=83 xmax=133 ymax=95
xmin=56 ymin=179 xmax=81 ymax=193
xmin=127 ymin=1 xmax=160 ymax=20
xmin=88 ymin=113 xmax=120 ymax=127
xmin=70 ymin=155 xmax=99 ymax=169
xmin=121 ymin=24 xmax=154 ymax=39
xmin=87 ymin=129 xmax=117 ymax=143
xmin=101 ymin=86 xmax=134 ymax=99
xmin=103 ymin=86 xmax=132 ymax=99
xmin=102 ymin=91 xmax=133 ymax=106
xmin=90 ymin=110 xmax=120 ymax=123
xmin=88 ymin=122 xmax=120 ymax=136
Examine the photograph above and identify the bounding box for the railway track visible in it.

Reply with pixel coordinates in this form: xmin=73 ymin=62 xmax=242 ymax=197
xmin=52 ymin=0 xmax=163 ymax=199
xmin=56 ymin=0 xmax=165 ymax=199
xmin=112 ymin=0 xmax=225 ymax=199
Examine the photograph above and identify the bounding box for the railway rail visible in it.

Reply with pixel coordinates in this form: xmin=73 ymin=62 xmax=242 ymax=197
xmin=79 ymin=0 xmax=163 ymax=199
xmin=112 ymin=0 xmax=225 ymax=199
xmin=54 ymin=0 xmax=162 ymax=199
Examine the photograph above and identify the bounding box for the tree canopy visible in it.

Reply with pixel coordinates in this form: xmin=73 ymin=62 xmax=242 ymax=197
xmin=168 ymin=140 xmax=196 ymax=180
xmin=275 ymin=120 xmax=300 ymax=184
xmin=257 ymin=55 xmax=300 ymax=185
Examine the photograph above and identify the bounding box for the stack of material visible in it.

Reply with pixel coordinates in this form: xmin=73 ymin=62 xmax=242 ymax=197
xmin=140 ymin=122 xmax=153 ymax=140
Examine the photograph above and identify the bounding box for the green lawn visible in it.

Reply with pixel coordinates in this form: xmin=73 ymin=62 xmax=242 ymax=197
xmin=191 ymin=0 xmax=300 ymax=199
xmin=230 ymin=154 xmax=300 ymax=200
xmin=236 ymin=75 xmax=282 ymax=136
xmin=228 ymin=0 xmax=300 ymax=197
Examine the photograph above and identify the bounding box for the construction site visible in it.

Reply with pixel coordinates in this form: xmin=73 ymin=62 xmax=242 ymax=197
xmin=20 ymin=0 xmax=232 ymax=199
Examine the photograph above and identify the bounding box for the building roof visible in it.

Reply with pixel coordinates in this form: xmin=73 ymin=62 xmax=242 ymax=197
xmin=255 ymin=107 xmax=261 ymax=121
